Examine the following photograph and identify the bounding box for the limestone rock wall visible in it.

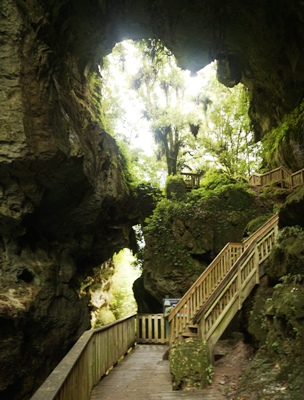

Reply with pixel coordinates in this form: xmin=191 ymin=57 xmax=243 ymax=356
xmin=0 ymin=1 xmax=138 ymax=398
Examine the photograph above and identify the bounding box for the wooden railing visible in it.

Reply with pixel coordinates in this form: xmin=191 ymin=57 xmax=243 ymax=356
xmin=31 ymin=315 xmax=136 ymax=400
xmin=181 ymin=172 xmax=201 ymax=189
xmin=168 ymin=243 xmax=243 ymax=344
xmin=291 ymin=168 xmax=304 ymax=188
xmin=249 ymin=166 xmax=304 ymax=189
xmin=194 ymin=216 xmax=278 ymax=349
xmin=168 ymin=214 xmax=279 ymax=345
xmin=31 ymin=313 xmax=168 ymax=400
xmin=137 ymin=314 xmax=167 ymax=344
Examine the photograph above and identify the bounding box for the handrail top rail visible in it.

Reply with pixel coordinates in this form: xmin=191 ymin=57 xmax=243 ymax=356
xmin=250 ymin=166 xmax=304 ymax=189
xmin=93 ymin=313 xmax=137 ymax=333
xmin=249 ymin=165 xmax=291 ymax=179
xmin=137 ymin=313 xmax=164 ymax=316
xmin=291 ymin=167 xmax=304 ymax=176
xmin=181 ymin=172 xmax=202 ymax=177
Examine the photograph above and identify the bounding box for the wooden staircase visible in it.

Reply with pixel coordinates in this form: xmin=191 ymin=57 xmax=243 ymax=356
xmin=181 ymin=324 xmax=199 ymax=340
xmin=168 ymin=214 xmax=279 ymax=351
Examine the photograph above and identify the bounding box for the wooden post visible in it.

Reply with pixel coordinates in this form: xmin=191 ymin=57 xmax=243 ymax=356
xmin=237 ymin=262 xmax=242 ymax=310
xmin=255 ymin=243 xmax=260 ymax=284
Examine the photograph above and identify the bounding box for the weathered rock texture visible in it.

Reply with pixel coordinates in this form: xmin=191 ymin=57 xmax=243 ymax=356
xmin=1 ymin=0 xmax=304 ymax=398
xmin=0 ymin=1 xmax=139 ymax=398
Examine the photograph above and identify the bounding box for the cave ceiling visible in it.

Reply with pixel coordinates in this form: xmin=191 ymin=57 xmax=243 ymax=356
xmin=44 ymin=0 xmax=304 ymax=139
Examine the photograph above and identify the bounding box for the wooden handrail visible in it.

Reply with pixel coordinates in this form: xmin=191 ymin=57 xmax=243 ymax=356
xmin=249 ymin=166 xmax=304 ymax=189
xmin=31 ymin=315 xmax=136 ymax=400
xmin=193 ymin=241 xmax=256 ymax=324
xmin=168 ymin=243 xmax=243 ymax=322
xmin=167 ymin=242 xmax=243 ymax=343
xmin=181 ymin=172 xmax=201 ymax=189
xmin=168 ymin=214 xmax=279 ymax=345
xmin=291 ymin=168 xmax=304 ymax=188
xmin=194 ymin=221 xmax=277 ymax=348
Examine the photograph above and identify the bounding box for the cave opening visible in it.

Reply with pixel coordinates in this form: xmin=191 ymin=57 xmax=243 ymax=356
xmin=99 ymin=38 xmax=262 ymax=188
xmin=96 ymin=38 xmax=262 ymax=318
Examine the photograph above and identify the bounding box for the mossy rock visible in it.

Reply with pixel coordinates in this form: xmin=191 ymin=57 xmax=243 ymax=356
xmin=166 ymin=176 xmax=187 ymax=200
xmin=279 ymin=185 xmax=304 ymax=228
xmin=244 ymin=214 xmax=274 ymax=237
xmin=266 ymin=225 xmax=304 ymax=281
xmin=169 ymin=339 xmax=212 ymax=390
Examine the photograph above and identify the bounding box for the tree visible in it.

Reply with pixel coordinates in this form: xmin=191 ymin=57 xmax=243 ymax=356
xmin=100 ymin=40 xmax=261 ymax=184
xmin=196 ymin=73 xmax=261 ymax=179
xmin=131 ymin=39 xmax=201 ymax=176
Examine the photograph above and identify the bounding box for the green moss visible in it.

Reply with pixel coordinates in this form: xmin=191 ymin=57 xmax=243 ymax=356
xmin=262 ymin=100 xmax=304 ymax=169
xmin=169 ymin=339 xmax=212 ymax=390
xmin=245 ymin=214 xmax=274 ymax=237
xmin=144 ymin=184 xmax=258 ymax=275
xmin=267 ymin=226 xmax=304 ymax=280
xmin=200 ymin=168 xmax=234 ymax=190
xmin=165 ymin=174 xmax=187 ymax=200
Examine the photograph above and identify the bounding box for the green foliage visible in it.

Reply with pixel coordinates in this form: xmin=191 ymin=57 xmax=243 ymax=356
xmin=244 ymin=214 xmax=274 ymax=237
xmin=115 ymin=138 xmax=138 ymax=187
xmin=262 ymin=100 xmax=304 ymax=165
xmin=197 ymin=79 xmax=261 ymax=179
xmin=100 ymin=40 xmax=261 ymax=185
xmin=200 ymin=168 xmax=235 ymax=190
xmin=165 ymin=174 xmax=187 ymax=199
xmin=144 ymin=197 xmax=199 ymax=273
xmin=267 ymin=225 xmax=304 ymax=281
xmin=132 ymin=39 xmax=201 ymax=176
xmin=93 ymin=308 xmax=116 ymax=327
xmin=110 ymin=249 xmax=141 ymax=319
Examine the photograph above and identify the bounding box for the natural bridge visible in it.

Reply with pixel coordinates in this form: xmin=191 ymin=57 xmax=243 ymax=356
xmin=31 ymin=214 xmax=279 ymax=400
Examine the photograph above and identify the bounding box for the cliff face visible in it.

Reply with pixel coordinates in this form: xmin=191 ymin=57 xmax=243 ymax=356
xmin=0 ymin=1 xmax=138 ymax=398
xmin=1 ymin=0 xmax=304 ymax=398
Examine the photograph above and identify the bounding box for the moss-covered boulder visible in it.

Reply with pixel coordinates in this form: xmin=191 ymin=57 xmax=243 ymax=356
xmin=169 ymin=339 xmax=212 ymax=390
xmin=166 ymin=175 xmax=188 ymax=200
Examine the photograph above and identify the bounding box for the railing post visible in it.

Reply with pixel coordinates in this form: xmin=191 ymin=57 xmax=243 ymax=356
xmin=255 ymin=243 xmax=260 ymax=284
xmin=237 ymin=262 xmax=242 ymax=310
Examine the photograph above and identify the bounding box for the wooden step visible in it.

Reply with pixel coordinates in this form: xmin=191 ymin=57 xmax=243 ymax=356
xmin=182 ymin=332 xmax=198 ymax=338
xmin=187 ymin=325 xmax=198 ymax=330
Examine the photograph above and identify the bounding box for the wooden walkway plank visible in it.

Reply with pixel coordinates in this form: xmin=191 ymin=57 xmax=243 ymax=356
xmin=90 ymin=345 xmax=224 ymax=400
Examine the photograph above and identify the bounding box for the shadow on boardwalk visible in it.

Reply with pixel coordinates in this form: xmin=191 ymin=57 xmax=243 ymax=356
xmin=90 ymin=345 xmax=225 ymax=400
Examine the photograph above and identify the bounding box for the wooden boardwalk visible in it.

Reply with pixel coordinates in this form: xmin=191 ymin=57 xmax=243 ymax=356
xmin=90 ymin=345 xmax=225 ymax=400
